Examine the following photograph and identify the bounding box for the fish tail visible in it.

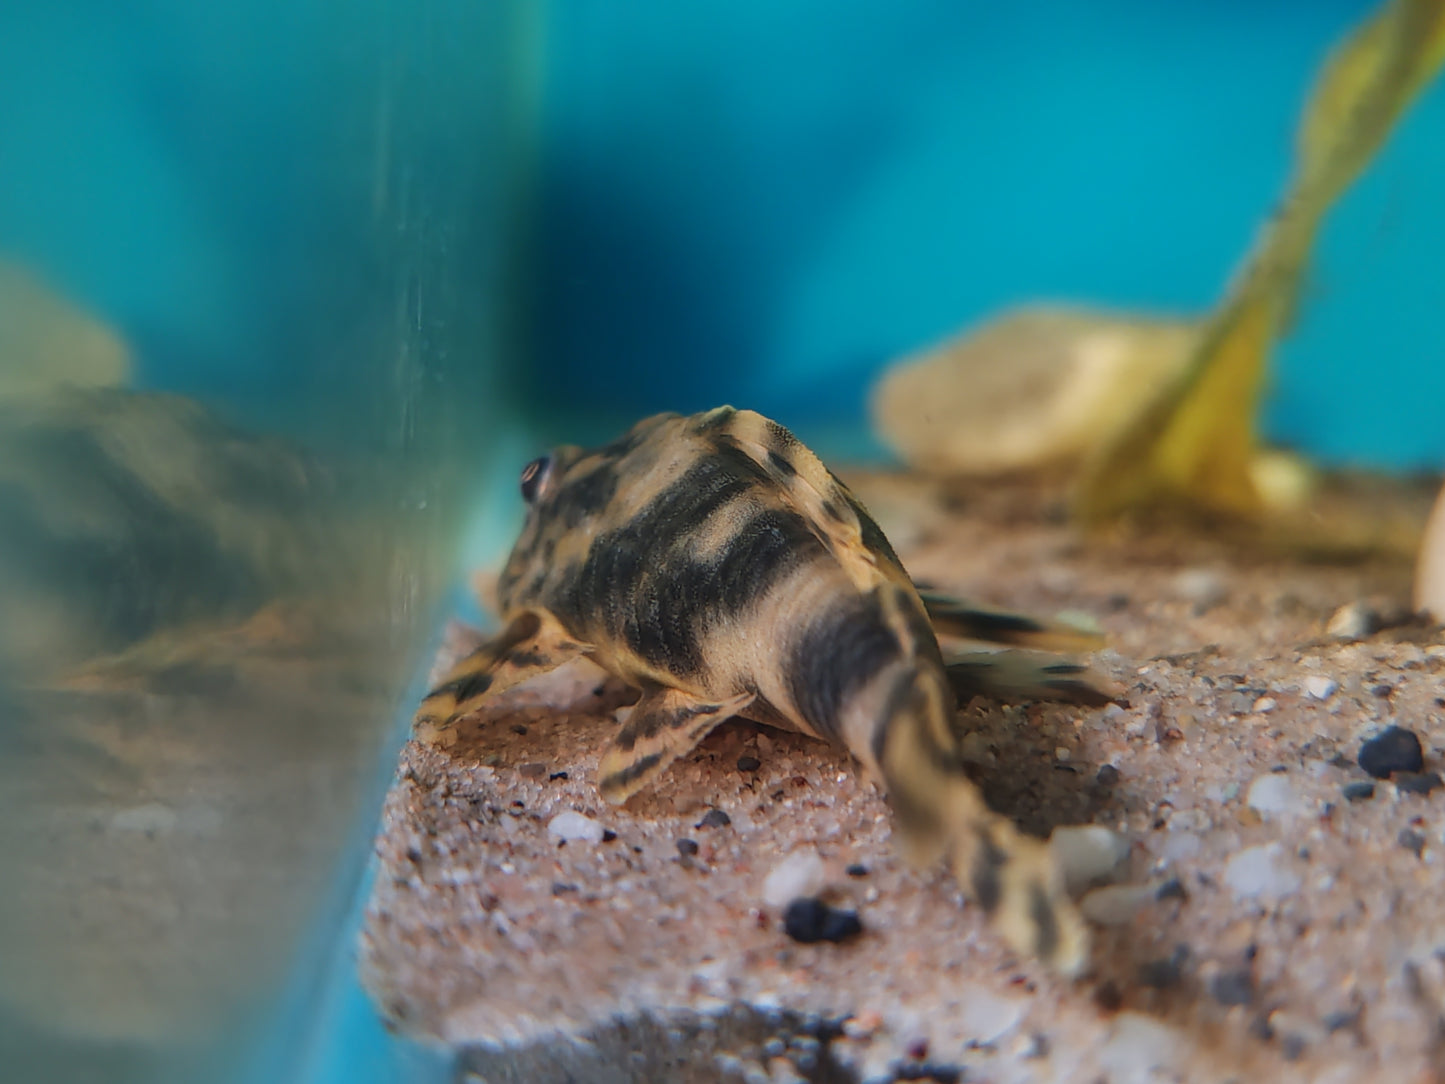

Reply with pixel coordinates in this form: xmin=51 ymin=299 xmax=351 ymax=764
xmin=875 ymin=661 xmax=1090 ymax=976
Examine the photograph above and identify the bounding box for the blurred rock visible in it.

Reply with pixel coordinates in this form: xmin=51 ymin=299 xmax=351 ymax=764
xmin=1416 ymin=481 xmax=1445 ymax=620
xmin=870 ymin=306 xmax=1197 ymax=477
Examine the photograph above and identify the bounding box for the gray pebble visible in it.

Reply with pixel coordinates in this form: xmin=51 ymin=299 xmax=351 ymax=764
xmin=1396 ymin=771 xmax=1442 ymax=795
xmin=1399 ymin=828 xmax=1427 ymax=857
xmin=1210 ymin=969 xmax=1255 ymax=1007
xmin=1342 ymin=781 xmax=1376 ymax=802
xmin=696 ymin=808 xmax=732 ymax=829
xmin=1359 ymin=726 xmax=1424 ymax=778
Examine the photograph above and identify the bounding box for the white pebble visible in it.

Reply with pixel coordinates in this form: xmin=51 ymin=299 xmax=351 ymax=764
xmin=1080 ymin=883 xmax=1156 ymax=926
xmin=1245 ymin=774 xmax=1309 ymax=818
xmin=1158 ymin=831 xmax=1202 ymax=863
xmin=1100 ymin=1012 xmax=1189 ymax=1082
xmin=547 ymin=810 xmax=606 ymax=844
xmin=1302 ymin=674 xmax=1339 ymax=700
xmin=1167 ymin=808 xmax=1210 ymax=832
xmin=1326 ymin=601 xmax=1375 ymax=640
xmin=762 ymin=849 xmax=827 ymax=908
xmin=1225 ymin=843 xmax=1301 ymax=899
xmin=1173 ymin=568 xmax=1227 ymax=608
xmin=1051 ymin=825 xmax=1130 ymax=894
xmin=1251 ymin=696 xmax=1277 ymax=713
xmin=955 ymin=985 xmax=1025 ymax=1041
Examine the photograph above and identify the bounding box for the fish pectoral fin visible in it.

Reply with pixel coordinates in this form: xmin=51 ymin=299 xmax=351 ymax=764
xmin=597 ymin=687 xmax=756 ymax=804
xmin=942 ymin=648 xmax=1124 ymax=707
xmin=916 ymin=586 xmax=1106 ymax=653
xmin=414 ymin=608 xmax=589 ymax=734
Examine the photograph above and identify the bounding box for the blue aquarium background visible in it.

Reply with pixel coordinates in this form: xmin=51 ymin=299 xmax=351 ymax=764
xmin=0 ymin=1 xmax=1439 ymax=1082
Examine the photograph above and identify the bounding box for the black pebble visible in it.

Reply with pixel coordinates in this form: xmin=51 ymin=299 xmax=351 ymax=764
xmin=1323 ymin=1008 xmax=1360 ymax=1032
xmin=1342 ymin=781 xmax=1376 ymax=802
xmin=1395 ymin=771 xmax=1442 ymax=795
xmin=1155 ymin=877 xmax=1188 ymax=902
xmin=845 ymin=863 xmax=869 ymax=878
xmin=1210 ymin=968 xmax=1255 ymax=1007
xmin=1358 ymin=726 xmax=1424 ymax=778
xmin=510 ymin=723 xmax=528 ymax=735
xmin=676 ymin=838 xmax=699 ymax=857
xmin=696 ymin=808 xmax=732 ymax=829
xmin=601 ymin=829 xmax=618 ymax=843
xmin=1138 ymin=953 xmax=1185 ymax=989
xmin=1093 ymin=981 xmax=1124 ymax=1012
xmin=782 ymin=897 xmax=863 ymax=944
xmin=736 ymin=754 xmax=761 ymax=772
xmin=893 ymin=1065 xmax=961 ymax=1083
xmin=1095 ymin=764 xmax=1121 ymax=788
xmin=1398 ymin=828 xmax=1427 ymax=857
xmin=549 ymin=771 xmax=569 ymax=781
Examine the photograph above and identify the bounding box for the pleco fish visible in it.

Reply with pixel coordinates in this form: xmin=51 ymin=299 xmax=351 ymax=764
xmin=417 ymin=407 xmax=1118 ymax=975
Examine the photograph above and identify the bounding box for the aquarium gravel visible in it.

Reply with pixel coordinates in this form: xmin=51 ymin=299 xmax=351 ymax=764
xmin=362 ymin=472 xmax=1445 ymax=1083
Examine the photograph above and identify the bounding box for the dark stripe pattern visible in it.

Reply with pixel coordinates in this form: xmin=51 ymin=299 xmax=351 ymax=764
xmin=554 ymin=444 xmax=827 ymax=677
xmin=786 ymin=588 xmax=901 ymax=744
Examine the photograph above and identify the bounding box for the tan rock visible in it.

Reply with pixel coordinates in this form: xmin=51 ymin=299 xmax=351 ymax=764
xmin=869 ymin=306 xmax=1197 ymax=476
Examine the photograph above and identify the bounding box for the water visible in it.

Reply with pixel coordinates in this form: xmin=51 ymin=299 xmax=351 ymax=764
xmin=0 ymin=3 xmax=1441 ymax=1082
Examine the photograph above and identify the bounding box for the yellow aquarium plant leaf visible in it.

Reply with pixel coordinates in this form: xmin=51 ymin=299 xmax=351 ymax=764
xmin=1076 ymin=0 xmax=1445 ymax=525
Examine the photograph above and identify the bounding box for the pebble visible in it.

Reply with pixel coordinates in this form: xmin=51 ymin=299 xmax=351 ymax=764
xmin=1080 ymin=883 xmax=1156 ymax=926
xmin=1267 ymin=1011 xmax=1322 ymax=1061
xmin=1138 ymin=947 xmax=1188 ymax=989
xmin=781 ymin=897 xmax=862 ymax=944
xmin=1358 ymin=726 xmax=1424 ymax=778
xmin=676 ymin=838 xmax=700 ymax=857
xmin=1327 ymin=601 xmax=1379 ymax=640
xmin=546 ymin=811 xmax=606 ymax=844
xmin=1251 ymin=696 xmax=1277 ymax=713
xmin=1173 ymin=568 xmax=1228 ymax=609
xmin=1302 ymin=675 xmax=1339 ymax=700
xmin=841 ymin=1011 xmax=882 ymax=1040
xmin=1395 ymin=771 xmax=1442 ymax=796
xmin=1225 ymin=844 xmax=1301 ymax=899
xmin=1245 ymin=773 xmax=1308 ymax=818
xmin=1209 ymin=968 xmax=1255 ymax=1007
xmin=1398 ymin=828 xmax=1427 ymax=857
xmin=1051 ymin=825 xmax=1130 ymax=894
xmin=737 ymin=755 xmax=761 ymax=772
xmin=1099 ymin=1013 xmax=1187 ymax=1082
xmin=1095 ymin=763 xmax=1121 ymax=788
xmin=696 ymin=809 xmax=732 ymax=829
xmin=1156 ymin=878 xmax=1188 ymax=901
xmin=955 ymin=985 xmax=1026 ymax=1042
xmin=1342 ymin=781 xmax=1376 ymax=802
xmin=763 ymin=850 xmax=828 ymax=909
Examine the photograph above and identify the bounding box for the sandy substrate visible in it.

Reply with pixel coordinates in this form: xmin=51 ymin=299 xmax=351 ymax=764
xmin=361 ymin=473 xmax=1445 ymax=1084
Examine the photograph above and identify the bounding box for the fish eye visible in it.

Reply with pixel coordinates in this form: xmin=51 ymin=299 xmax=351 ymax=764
xmin=519 ymin=455 xmax=552 ymax=503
